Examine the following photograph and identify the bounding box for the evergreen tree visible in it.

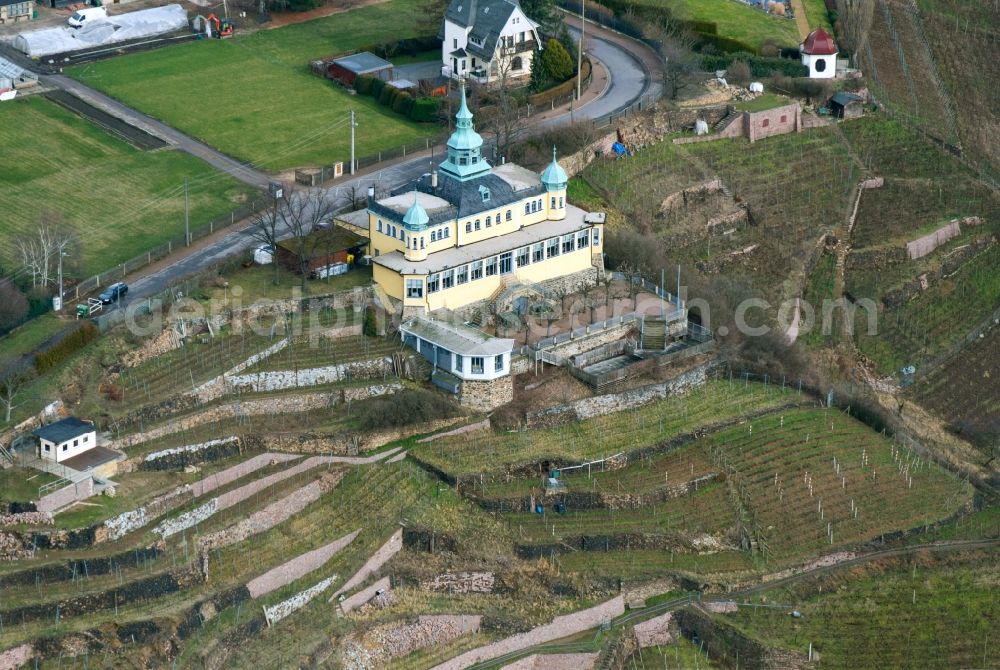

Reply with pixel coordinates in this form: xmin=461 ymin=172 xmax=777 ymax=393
xmin=540 ymin=38 xmax=575 ymax=82
xmin=519 ymin=0 xmax=558 ymax=36
xmin=529 ymin=50 xmax=548 ymax=91
xmin=557 ymin=23 xmax=577 ymax=67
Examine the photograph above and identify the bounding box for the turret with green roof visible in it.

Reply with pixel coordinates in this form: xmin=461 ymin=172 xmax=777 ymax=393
xmin=439 ymin=84 xmax=493 ymax=182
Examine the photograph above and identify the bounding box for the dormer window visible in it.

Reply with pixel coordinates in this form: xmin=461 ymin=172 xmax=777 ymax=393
xmin=479 ymin=185 xmax=491 ymax=202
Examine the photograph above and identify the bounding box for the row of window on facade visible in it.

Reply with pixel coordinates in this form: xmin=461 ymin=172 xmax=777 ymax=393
xmin=405 ymin=228 xmax=599 ymax=298
xmin=375 ymin=195 xmax=563 ymax=250
xmin=43 ymin=434 xmax=90 ymax=454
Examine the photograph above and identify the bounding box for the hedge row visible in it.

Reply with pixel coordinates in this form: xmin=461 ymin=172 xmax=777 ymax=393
xmin=35 ymin=321 xmax=98 ymax=374
xmin=701 ymin=52 xmax=808 ymax=78
xmin=354 ymin=74 xmax=439 ymax=122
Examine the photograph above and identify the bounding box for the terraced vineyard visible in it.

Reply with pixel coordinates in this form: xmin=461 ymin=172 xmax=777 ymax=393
xmin=909 ymin=325 xmax=1000 ymax=449
xmin=494 ymin=407 xmax=970 ymax=569
xmin=246 ymin=334 xmax=401 ymax=373
xmin=702 ymin=409 xmax=971 ymax=561
xmin=416 ymin=380 xmax=810 ymax=481
xmin=854 ymin=245 xmax=1000 ymax=374
xmin=725 ymin=551 xmax=1000 ymax=669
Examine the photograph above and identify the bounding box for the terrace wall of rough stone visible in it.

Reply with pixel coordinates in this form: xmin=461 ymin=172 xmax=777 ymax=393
xmin=430 ymin=596 xmax=625 ymax=670
xmin=526 ymin=361 xmax=717 ymax=428
xmin=249 ymin=412 xmax=456 ymax=455
xmin=247 ymin=529 xmax=359 ymax=598
xmin=264 ymin=573 xmax=339 ymax=625
xmin=102 ymin=453 xmax=300 ymax=541
xmin=343 ymin=615 xmax=483 ymax=668
xmin=225 ymin=357 xmax=393 ymax=394
xmin=0 ymin=512 xmax=52 ymax=527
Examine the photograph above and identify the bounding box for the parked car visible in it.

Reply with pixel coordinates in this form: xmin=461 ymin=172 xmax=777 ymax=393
xmin=98 ymin=282 xmax=128 ymax=304
xmin=68 ymin=6 xmax=107 ymax=28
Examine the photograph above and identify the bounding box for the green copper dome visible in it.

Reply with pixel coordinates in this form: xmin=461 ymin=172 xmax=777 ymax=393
xmin=541 ymin=146 xmax=568 ymax=191
xmin=402 ymin=195 xmax=429 ymax=230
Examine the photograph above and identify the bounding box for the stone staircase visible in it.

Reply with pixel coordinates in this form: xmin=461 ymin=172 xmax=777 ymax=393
xmin=713 ymin=108 xmax=740 ymax=132
xmin=639 ymin=317 xmax=667 ymax=351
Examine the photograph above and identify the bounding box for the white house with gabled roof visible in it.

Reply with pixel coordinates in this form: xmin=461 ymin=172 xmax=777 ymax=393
xmin=439 ymin=0 xmax=542 ymax=84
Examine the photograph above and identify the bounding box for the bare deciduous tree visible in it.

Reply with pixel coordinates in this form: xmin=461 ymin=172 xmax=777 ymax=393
xmin=0 ymin=363 xmax=34 ymax=424
xmin=281 ymin=187 xmax=341 ymax=292
xmin=16 ymin=219 xmax=77 ymax=289
xmin=837 ymin=0 xmax=875 ymax=68
xmin=480 ymin=90 xmax=529 ymax=164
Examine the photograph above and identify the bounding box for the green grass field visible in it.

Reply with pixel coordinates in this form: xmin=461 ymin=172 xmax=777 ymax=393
xmin=0 ymin=97 xmax=257 ymax=277
xmin=632 ymin=0 xmax=800 ymax=49
xmin=67 ymin=0 xmax=438 ymax=171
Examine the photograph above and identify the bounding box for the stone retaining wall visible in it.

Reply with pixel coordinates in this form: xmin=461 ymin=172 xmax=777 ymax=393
xmin=430 ymin=596 xmax=625 ymax=670
xmin=102 ymin=453 xmax=300 ymax=541
xmin=342 ymin=614 xmax=483 ymax=669
xmin=189 ymin=338 xmax=291 ymax=403
xmin=419 ymin=571 xmax=495 ymax=594
xmin=0 ymin=512 xmax=52 ymax=527
xmin=264 ymin=573 xmax=339 ymax=625
xmin=527 ymin=361 xmax=716 ymax=428
xmin=226 ymin=358 xmax=393 ymax=394
xmin=247 ymin=529 xmax=359 ymax=599
xmin=906 ymin=220 xmax=961 ymax=260
xmin=0 ymin=644 xmax=33 ymax=670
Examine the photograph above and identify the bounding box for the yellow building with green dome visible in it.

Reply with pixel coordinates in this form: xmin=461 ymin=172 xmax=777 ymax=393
xmin=367 ymin=87 xmax=605 ymax=316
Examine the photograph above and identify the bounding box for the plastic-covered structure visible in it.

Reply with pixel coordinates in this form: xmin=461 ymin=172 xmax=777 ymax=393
xmin=14 ymin=4 xmax=187 ymax=57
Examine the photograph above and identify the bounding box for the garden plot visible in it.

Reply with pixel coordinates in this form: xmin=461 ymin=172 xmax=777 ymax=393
xmin=414 ymin=380 xmax=807 ymax=483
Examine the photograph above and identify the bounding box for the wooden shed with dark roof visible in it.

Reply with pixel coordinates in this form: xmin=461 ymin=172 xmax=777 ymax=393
xmin=275 ymin=225 xmax=367 ymax=275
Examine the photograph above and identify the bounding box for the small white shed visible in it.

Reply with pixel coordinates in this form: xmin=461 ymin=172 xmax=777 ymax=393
xmin=33 ymin=417 xmax=96 ymax=464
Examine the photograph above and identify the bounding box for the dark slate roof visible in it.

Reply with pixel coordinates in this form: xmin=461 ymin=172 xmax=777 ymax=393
xmin=389 ymin=171 xmax=545 ymax=222
xmin=33 ymin=417 xmax=94 ymax=444
xmin=275 ymin=225 xmax=367 ymax=255
xmin=443 ymin=0 xmax=520 ymax=60
xmin=830 ymin=91 xmax=863 ymax=106
xmin=450 ymin=48 xmax=468 ymax=57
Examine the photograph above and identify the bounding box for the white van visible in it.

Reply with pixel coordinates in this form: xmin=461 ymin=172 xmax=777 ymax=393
xmin=68 ymin=6 xmax=108 ymax=28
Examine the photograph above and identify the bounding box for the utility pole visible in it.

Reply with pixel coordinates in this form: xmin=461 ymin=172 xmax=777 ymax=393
xmin=350 ymin=110 xmax=357 ymax=175
xmin=576 ymin=0 xmax=584 ymax=101
xmin=56 ymin=251 xmax=66 ymax=312
xmin=184 ymin=177 xmax=190 ymax=246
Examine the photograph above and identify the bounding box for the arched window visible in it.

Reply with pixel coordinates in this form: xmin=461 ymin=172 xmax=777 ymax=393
xmin=524 ymin=203 xmax=531 ymax=215
xmin=815 ymin=58 xmax=827 ymax=73
xmin=486 ymin=216 xmax=492 ymax=227
xmin=506 ymin=210 xmax=512 ymax=221
xmin=512 ymin=56 xmax=523 ymax=71
xmin=377 ymin=220 xmax=383 ymax=232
